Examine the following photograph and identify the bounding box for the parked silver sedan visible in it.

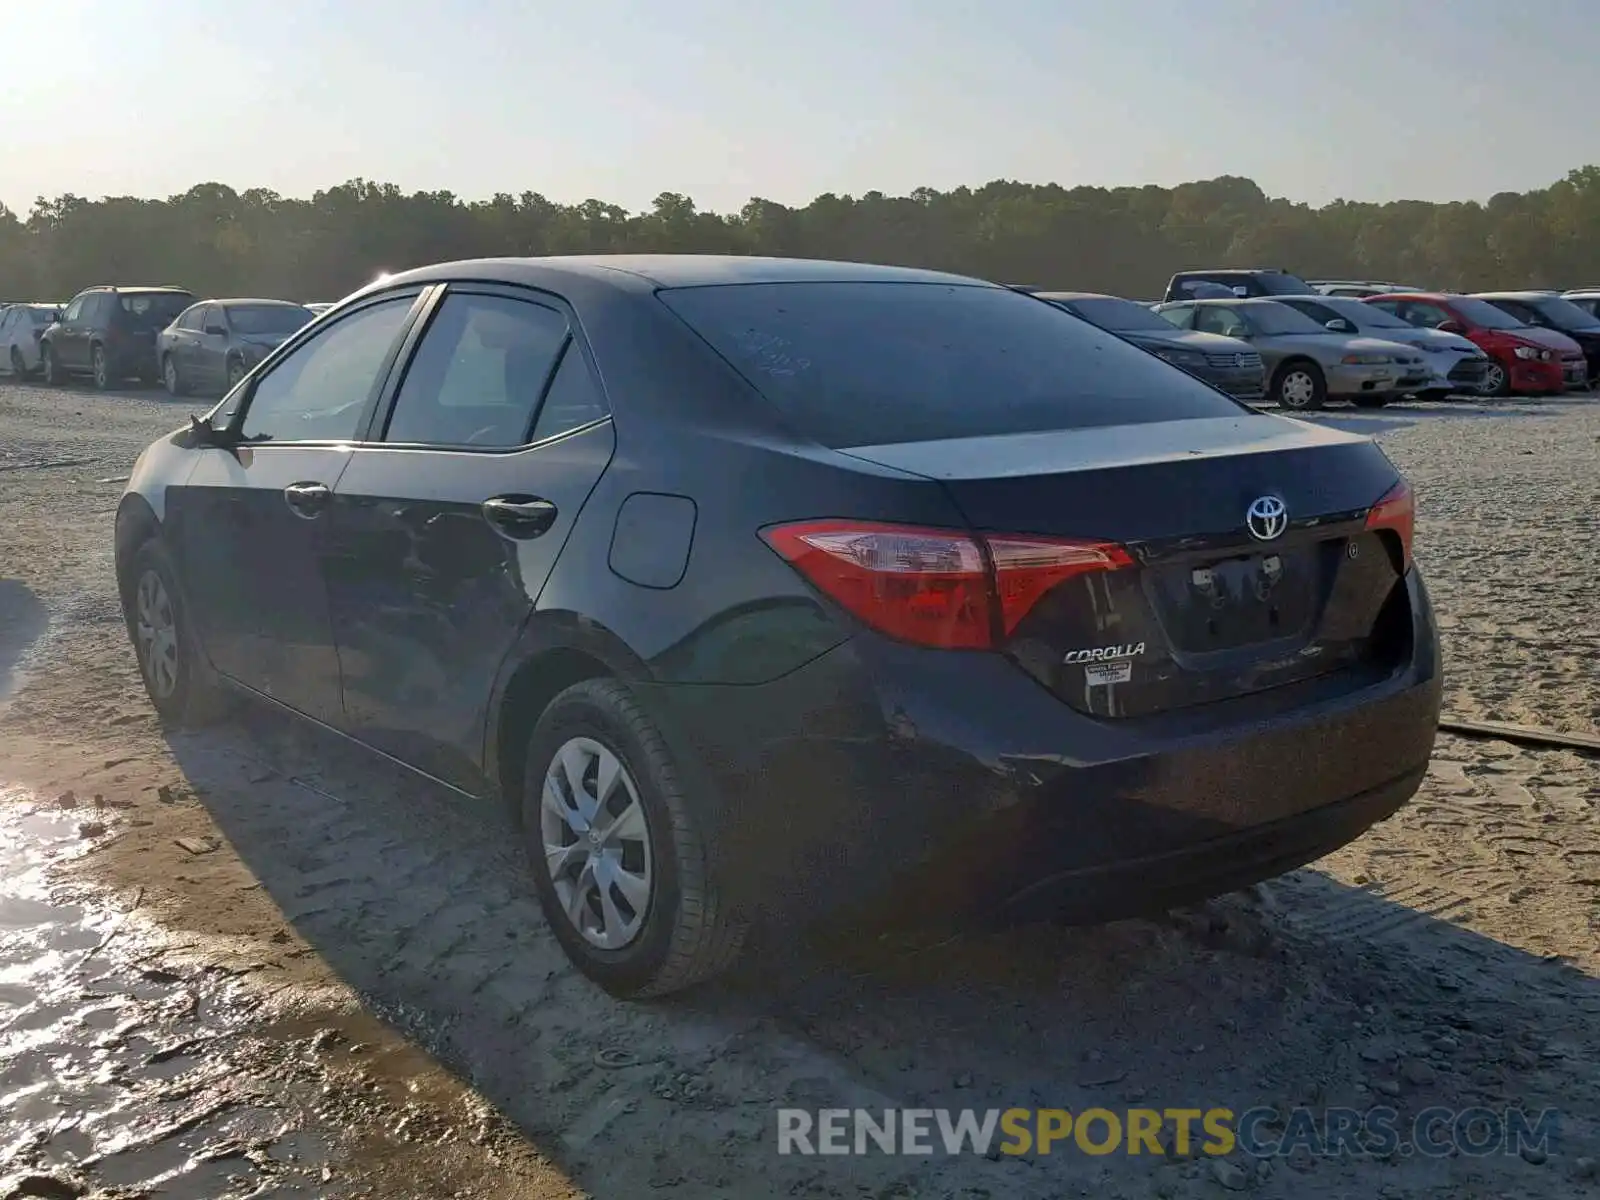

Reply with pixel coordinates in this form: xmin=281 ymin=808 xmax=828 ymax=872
xmin=1273 ymin=294 xmax=1491 ymax=400
xmin=1153 ymin=298 xmax=1427 ymax=411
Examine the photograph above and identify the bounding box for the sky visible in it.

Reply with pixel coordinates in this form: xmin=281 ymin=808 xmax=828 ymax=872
xmin=7 ymin=0 xmax=1600 ymax=218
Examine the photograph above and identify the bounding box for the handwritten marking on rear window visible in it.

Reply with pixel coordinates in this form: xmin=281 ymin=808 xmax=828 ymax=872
xmin=732 ymin=328 xmax=811 ymax=378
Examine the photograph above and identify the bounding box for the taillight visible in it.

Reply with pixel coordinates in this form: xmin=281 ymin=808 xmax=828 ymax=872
xmin=761 ymin=519 xmax=1132 ymax=650
xmin=1365 ymin=479 xmax=1414 ymax=571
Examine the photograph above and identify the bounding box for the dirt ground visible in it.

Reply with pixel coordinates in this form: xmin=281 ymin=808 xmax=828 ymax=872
xmin=1 ymin=381 xmax=1598 ymax=1199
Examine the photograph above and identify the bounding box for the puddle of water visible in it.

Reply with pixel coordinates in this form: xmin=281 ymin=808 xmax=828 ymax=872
xmin=0 ymin=786 xmax=338 ymax=1196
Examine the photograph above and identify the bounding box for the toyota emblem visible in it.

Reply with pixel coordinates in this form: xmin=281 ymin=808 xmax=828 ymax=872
xmin=1245 ymin=495 xmax=1288 ymax=542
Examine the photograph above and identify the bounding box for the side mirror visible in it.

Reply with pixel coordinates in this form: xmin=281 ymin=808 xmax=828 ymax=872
xmin=204 ymin=324 xmax=227 ymax=337
xmin=187 ymin=412 xmax=240 ymax=453
xmin=1325 ymin=318 xmax=1353 ymax=333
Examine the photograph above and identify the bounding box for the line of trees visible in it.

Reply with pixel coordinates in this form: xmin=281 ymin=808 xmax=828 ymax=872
xmin=2 ymin=166 xmax=1599 ymax=304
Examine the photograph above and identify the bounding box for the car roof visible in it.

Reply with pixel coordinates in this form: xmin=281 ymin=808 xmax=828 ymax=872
xmin=380 ymin=254 xmax=988 ymax=293
xmin=1159 ymin=296 xmax=1297 ymax=307
xmin=1030 ymin=291 xmax=1117 ymax=302
xmin=82 ymin=285 xmax=192 ymax=294
xmin=208 ymin=297 xmax=309 ymax=307
xmin=1471 ymin=290 xmax=1563 ymax=302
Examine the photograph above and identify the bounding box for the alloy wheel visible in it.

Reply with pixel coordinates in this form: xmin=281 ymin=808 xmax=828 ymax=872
xmin=164 ymin=357 xmax=180 ymax=395
xmin=227 ymin=361 xmax=246 ymax=389
xmin=1483 ymin=364 xmax=1506 ymax=395
xmin=92 ymin=347 xmax=109 ymax=389
xmin=134 ymin=569 xmax=179 ymax=699
xmin=539 ymin=736 xmax=654 ymax=950
xmin=1280 ymin=370 xmax=1316 ymax=409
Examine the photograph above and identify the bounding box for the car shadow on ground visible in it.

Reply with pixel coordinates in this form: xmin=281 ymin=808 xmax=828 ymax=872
xmin=0 ymin=579 xmax=47 ymax=703
xmin=162 ymin=702 xmax=1598 ymax=1196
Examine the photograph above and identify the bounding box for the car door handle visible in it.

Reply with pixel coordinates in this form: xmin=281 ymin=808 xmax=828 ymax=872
xmin=481 ymin=495 xmax=557 ymax=538
xmin=283 ymin=481 xmax=331 ymax=519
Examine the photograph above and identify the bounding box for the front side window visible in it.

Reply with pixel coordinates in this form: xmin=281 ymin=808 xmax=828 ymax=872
xmin=660 ymin=282 xmax=1246 ymax=448
xmin=1156 ymin=304 xmax=1195 ymax=329
xmin=383 ymin=293 xmax=569 ymax=447
xmin=1401 ymin=302 xmax=1454 ymax=329
xmin=239 ymin=295 xmax=414 ymax=443
xmin=1195 ymin=306 xmax=1251 ymax=338
xmin=1279 ymin=298 xmax=1339 ymax=326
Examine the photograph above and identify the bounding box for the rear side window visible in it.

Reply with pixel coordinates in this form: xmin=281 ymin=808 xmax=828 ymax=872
xmin=659 ymin=282 xmax=1246 ymax=448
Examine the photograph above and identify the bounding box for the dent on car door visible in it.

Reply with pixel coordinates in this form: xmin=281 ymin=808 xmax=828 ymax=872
xmin=167 ymin=291 xmax=424 ymax=723
xmin=323 ymin=287 xmax=615 ymax=789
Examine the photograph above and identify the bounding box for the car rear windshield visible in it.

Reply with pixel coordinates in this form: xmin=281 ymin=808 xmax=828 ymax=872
xmin=228 ymin=304 xmax=314 ymax=335
xmin=1057 ymin=296 xmax=1176 ymax=333
xmin=1252 ymin=272 xmax=1315 ymax=296
xmin=659 ymin=281 xmax=1249 ymax=448
xmin=119 ymin=293 xmax=193 ymax=326
xmin=27 ymin=307 xmax=57 ymax=323
xmin=1450 ymin=298 xmax=1529 ymax=331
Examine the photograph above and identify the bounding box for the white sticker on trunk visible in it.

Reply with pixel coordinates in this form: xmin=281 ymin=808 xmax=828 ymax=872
xmin=1084 ymin=661 xmax=1132 ymax=687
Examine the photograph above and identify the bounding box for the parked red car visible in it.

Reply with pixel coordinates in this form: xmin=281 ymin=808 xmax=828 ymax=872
xmin=1363 ymin=293 xmax=1586 ymax=396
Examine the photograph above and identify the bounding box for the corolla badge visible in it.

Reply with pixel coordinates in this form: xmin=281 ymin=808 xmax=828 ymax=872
xmin=1245 ymin=495 xmax=1288 ymax=542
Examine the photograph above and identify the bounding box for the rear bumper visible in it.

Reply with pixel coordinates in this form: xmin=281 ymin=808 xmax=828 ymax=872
xmin=644 ymin=570 xmax=1442 ymax=925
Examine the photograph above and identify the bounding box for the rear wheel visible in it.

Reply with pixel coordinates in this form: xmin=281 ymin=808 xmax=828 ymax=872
xmin=9 ymin=347 xmax=25 ymax=378
xmin=91 ymin=344 xmax=113 ymax=391
xmin=162 ymin=354 xmax=187 ymax=397
xmin=125 ymin=539 xmax=232 ymax=726
xmin=1273 ymin=360 xmax=1326 ymax=411
xmin=521 ymin=678 xmax=744 ymax=998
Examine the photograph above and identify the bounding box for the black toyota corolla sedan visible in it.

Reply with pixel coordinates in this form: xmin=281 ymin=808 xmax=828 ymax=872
xmin=115 ymin=256 xmax=1441 ymax=998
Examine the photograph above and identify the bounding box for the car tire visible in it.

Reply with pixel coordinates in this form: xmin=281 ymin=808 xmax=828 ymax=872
xmin=40 ymin=344 xmax=62 ymax=386
xmin=9 ymin=347 xmax=26 ymax=379
xmin=1482 ymin=361 xmax=1510 ymax=397
xmin=225 ymin=357 xmax=247 ymax=392
xmin=1350 ymin=394 xmax=1390 ymax=409
xmin=162 ymin=354 xmax=187 ymax=397
xmin=521 ymin=677 xmax=745 ymax=998
xmin=125 ymin=538 xmax=232 ymax=727
xmin=1273 ymin=360 xmax=1326 ymax=411
xmin=91 ymin=344 xmax=113 ymax=391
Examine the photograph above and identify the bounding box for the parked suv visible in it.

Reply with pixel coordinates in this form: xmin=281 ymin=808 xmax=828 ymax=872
xmin=42 ymin=286 xmax=196 ymax=390
xmin=1162 ymin=269 xmax=1316 ymax=303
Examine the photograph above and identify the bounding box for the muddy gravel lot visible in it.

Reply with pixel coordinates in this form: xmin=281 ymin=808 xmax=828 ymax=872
xmin=2 ymin=381 xmax=1598 ymax=1199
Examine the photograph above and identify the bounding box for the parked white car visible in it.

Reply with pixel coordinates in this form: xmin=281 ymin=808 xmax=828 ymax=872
xmin=0 ymin=303 xmax=63 ymax=378
xmin=1309 ymin=280 xmax=1425 ymax=298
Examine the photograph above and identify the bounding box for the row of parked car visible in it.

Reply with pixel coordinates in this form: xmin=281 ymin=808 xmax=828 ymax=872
xmin=1032 ymin=268 xmax=1600 ymax=410
xmin=0 ymin=287 xmax=331 ymax=394
xmin=5 ymin=270 xmax=1598 ymax=414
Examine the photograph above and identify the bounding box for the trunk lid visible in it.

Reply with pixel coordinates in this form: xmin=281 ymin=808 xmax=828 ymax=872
xmin=841 ymin=415 xmax=1412 ymax=717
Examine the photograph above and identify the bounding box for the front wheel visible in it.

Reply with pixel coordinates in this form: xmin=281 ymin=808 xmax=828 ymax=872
xmin=40 ymin=344 xmax=62 ymax=386
xmin=125 ymin=539 xmax=232 ymax=726
xmin=225 ymin=358 xmax=247 ymax=392
xmin=1273 ymin=361 xmax=1326 ymax=411
xmin=521 ymin=678 xmax=745 ymax=998
xmin=1482 ymin=361 xmax=1510 ymax=397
